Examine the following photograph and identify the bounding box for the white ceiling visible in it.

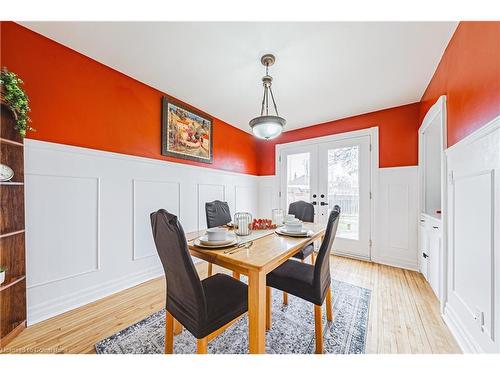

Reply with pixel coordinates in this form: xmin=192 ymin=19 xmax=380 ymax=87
xmin=20 ymin=22 xmax=457 ymax=133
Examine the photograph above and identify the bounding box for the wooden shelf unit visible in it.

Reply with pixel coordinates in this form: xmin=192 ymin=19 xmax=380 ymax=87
xmin=0 ymin=104 xmax=27 ymax=348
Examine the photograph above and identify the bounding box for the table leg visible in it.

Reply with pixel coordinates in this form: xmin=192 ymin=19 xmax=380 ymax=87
xmin=248 ymin=269 xmax=266 ymax=354
xmin=266 ymin=287 xmax=272 ymax=330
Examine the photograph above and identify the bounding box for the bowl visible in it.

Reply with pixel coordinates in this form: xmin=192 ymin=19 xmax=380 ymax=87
xmin=285 ymin=219 xmax=303 ymax=232
xmin=206 ymin=227 xmax=228 ymax=241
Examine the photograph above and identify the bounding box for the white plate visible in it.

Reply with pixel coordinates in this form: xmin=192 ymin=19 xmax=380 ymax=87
xmin=194 ymin=236 xmax=239 ymax=249
xmin=275 ymin=227 xmax=312 ymax=237
xmin=199 ymin=234 xmax=235 ymax=246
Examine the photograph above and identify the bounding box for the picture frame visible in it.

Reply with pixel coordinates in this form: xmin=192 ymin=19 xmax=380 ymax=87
xmin=161 ymin=97 xmax=213 ymax=163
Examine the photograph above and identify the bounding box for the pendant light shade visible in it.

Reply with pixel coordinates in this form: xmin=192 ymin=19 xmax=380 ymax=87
xmin=249 ymin=54 xmax=286 ymax=140
xmin=249 ymin=115 xmax=286 ymax=140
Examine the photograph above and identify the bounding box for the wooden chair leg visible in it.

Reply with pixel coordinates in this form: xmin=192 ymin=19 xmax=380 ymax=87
xmin=207 ymin=262 xmax=213 ymax=277
xmin=266 ymin=287 xmax=272 ymax=330
xmin=232 ymin=271 xmax=240 ymax=280
xmin=311 ymin=251 xmax=316 ymax=264
xmin=314 ymin=304 xmax=323 ymax=354
xmin=173 ymin=318 xmax=183 ymax=335
xmin=197 ymin=337 xmax=208 ymax=354
xmin=165 ymin=310 xmax=174 ymax=354
xmin=326 ymin=287 xmax=333 ymax=322
xmin=283 ymin=292 xmax=288 ymax=305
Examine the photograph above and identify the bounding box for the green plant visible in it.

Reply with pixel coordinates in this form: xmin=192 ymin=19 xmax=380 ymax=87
xmin=0 ymin=67 xmax=34 ymax=137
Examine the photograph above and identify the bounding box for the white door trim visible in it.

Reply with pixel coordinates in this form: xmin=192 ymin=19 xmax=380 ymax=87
xmin=275 ymin=126 xmax=379 ymax=261
xmin=418 ymin=95 xmax=448 ymax=314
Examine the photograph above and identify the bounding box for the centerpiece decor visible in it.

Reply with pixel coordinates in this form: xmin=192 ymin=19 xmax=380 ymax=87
xmin=0 ymin=67 xmax=34 ymax=137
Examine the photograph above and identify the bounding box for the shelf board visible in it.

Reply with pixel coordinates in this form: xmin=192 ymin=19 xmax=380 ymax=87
xmin=0 ymin=275 xmax=26 ymax=292
xmin=0 ymin=229 xmax=25 ymax=239
xmin=0 ymin=182 xmax=24 ymax=186
xmin=0 ymin=320 xmax=26 ymax=348
xmin=0 ymin=138 xmax=24 ymax=147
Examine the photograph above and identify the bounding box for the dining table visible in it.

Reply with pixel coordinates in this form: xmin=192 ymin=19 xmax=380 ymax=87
xmin=186 ymin=222 xmax=326 ymax=354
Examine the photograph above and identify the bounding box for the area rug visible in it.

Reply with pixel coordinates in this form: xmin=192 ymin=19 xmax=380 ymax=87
xmin=95 ymin=279 xmax=371 ymax=354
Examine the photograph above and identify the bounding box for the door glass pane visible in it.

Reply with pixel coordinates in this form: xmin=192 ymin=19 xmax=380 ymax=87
xmin=286 ymin=152 xmax=310 ymax=208
xmin=327 ymin=146 xmax=359 ymax=240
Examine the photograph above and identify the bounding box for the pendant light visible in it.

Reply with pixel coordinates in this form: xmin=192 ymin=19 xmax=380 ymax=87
xmin=249 ymin=54 xmax=286 ymax=140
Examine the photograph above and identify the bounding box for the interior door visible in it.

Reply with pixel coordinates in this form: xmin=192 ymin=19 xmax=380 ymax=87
xmin=279 ymin=135 xmax=372 ymax=259
xmin=317 ymin=136 xmax=371 ymax=258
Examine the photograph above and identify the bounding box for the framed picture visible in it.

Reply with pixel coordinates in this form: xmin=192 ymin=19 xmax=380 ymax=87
xmin=161 ymin=97 xmax=213 ymax=163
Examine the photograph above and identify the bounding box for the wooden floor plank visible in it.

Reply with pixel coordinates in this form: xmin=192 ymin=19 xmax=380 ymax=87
xmin=3 ymin=257 xmax=460 ymax=354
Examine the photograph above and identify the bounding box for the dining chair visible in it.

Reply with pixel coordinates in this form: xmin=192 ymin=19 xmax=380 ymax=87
xmin=151 ymin=209 xmax=248 ymax=354
xmin=266 ymin=205 xmax=341 ymax=354
xmin=288 ymin=200 xmax=316 ymax=263
xmin=282 ymin=200 xmax=316 ymax=304
xmin=205 ymin=200 xmax=232 ymax=277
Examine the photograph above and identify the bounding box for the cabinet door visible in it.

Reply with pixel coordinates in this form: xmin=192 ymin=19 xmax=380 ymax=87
xmin=419 ymin=219 xmax=429 ymax=278
xmin=428 ymin=224 xmax=441 ymax=299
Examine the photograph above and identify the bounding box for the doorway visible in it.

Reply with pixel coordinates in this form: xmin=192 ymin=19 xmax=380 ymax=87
xmin=277 ymin=128 xmax=377 ymax=259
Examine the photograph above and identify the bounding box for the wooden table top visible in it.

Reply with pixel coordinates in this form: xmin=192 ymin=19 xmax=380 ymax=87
xmin=187 ymin=223 xmax=326 ymax=274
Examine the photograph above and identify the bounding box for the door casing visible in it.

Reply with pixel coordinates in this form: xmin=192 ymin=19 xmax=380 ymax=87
xmin=275 ymin=127 xmax=379 ymax=261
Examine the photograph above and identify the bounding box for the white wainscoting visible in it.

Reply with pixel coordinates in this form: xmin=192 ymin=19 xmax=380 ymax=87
xmin=444 ymin=116 xmax=500 ymax=353
xmin=259 ymin=167 xmax=419 ymax=270
xmin=24 ymin=140 xmax=260 ymax=325
xmin=257 ymin=175 xmax=278 ymax=219
xmin=372 ymin=166 xmax=419 ymax=270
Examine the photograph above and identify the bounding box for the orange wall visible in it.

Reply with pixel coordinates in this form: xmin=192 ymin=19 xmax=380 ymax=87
xmin=256 ymin=102 xmax=421 ymax=175
xmin=0 ymin=22 xmax=259 ymax=175
xmin=420 ymin=21 xmax=500 ymax=147
xmin=3 ymin=21 xmax=496 ymax=177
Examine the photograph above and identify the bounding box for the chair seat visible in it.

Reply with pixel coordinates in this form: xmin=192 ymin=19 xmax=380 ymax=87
xmin=195 ymin=273 xmax=248 ymax=338
xmin=267 ymin=259 xmax=326 ymax=306
xmin=292 ymin=243 xmax=314 ymax=260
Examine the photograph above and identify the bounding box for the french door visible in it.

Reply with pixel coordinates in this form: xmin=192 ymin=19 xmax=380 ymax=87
xmin=279 ymin=135 xmax=372 ymax=259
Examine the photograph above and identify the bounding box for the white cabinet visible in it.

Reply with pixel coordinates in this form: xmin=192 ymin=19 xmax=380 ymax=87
xmin=419 ymin=213 xmax=441 ymax=300
xmin=419 ymin=217 xmax=429 ymax=279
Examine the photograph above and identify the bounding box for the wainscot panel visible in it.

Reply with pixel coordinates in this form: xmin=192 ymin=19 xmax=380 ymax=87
xmin=24 ymin=139 xmax=260 ymax=324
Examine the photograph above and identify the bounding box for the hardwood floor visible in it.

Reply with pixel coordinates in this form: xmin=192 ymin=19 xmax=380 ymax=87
xmin=2 ymin=256 xmax=460 ymax=354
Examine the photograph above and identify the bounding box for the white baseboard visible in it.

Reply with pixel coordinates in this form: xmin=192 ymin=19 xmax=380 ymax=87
xmin=443 ymin=304 xmax=481 ymax=353
xmin=371 ymin=254 xmax=419 ymax=271
xmin=28 ymin=266 xmax=163 ymax=326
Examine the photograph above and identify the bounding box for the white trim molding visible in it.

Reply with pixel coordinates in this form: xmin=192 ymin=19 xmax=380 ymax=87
xmin=418 ymin=95 xmax=448 ymax=313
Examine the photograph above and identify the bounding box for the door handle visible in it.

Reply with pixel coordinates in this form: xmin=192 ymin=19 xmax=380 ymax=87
xmin=422 ymin=252 xmax=429 ymax=258
xmin=320 ymin=202 xmax=328 ymax=206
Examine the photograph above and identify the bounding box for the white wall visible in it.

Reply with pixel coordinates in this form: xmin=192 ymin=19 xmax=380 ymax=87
xmin=443 ymin=116 xmax=500 ymax=353
xmin=24 ymin=139 xmax=259 ymax=325
xmin=24 ymin=139 xmax=420 ymax=325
